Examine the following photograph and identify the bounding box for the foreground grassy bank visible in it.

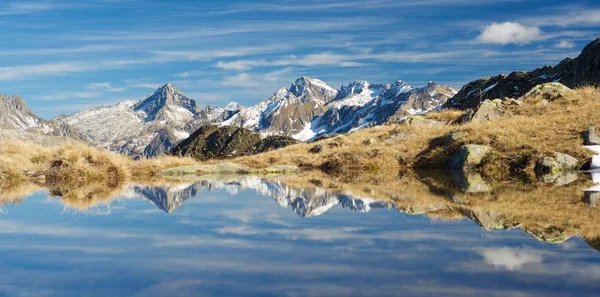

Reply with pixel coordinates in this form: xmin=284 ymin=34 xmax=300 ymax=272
xmin=0 ymin=140 xmax=198 ymax=188
xmin=231 ymin=86 xmax=599 ymax=180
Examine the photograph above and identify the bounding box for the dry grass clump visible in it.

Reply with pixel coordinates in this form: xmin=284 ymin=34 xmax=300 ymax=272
xmin=0 ymin=140 xmax=198 ymax=188
xmin=424 ymin=109 xmax=465 ymax=122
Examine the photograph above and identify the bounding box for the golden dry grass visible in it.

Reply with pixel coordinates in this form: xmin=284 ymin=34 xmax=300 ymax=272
xmin=0 ymin=140 xmax=198 ymax=188
xmin=231 ymin=86 xmax=600 ymax=179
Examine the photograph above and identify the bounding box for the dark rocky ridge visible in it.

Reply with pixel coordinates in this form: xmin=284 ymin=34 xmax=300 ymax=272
xmin=445 ymin=38 xmax=600 ymax=110
xmin=169 ymin=125 xmax=299 ymax=160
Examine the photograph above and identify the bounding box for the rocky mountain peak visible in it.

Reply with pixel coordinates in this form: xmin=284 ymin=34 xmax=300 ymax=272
xmin=289 ymin=76 xmax=338 ymax=103
xmin=134 ymin=83 xmax=199 ymax=121
xmin=388 ymin=80 xmax=413 ymax=96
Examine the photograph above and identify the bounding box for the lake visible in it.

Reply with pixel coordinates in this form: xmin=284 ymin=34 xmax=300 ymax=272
xmin=1 ymin=173 xmax=600 ymax=297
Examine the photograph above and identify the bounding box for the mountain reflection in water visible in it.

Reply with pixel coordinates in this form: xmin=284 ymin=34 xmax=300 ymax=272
xmin=0 ymin=171 xmax=599 ymax=296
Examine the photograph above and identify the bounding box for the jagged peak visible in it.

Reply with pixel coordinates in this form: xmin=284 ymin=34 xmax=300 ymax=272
xmin=134 ymin=83 xmax=198 ymax=121
xmin=290 ymin=76 xmax=336 ymax=95
xmin=224 ymin=101 xmax=241 ymax=111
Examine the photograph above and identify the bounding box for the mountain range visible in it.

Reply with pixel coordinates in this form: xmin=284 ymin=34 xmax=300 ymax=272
xmin=2 ymin=77 xmax=456 ymax=158
xmin=1 ymin=38 xmax=599 ymax=158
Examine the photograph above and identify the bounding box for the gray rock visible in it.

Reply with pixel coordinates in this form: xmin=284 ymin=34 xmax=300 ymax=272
xmin=309 ymin=144 xmax=323 ymax=154
xmin=452 ymin=171 xmax=492 ymax=193
xmin=584 ymin=191 xmax=600 ymax=207
xmin=535 ymin=152 xmax=579 ymax=175
xmin=471 ymin=99 xmax=509 ymax=122
xmin=584 ymin=126 xmax=600 ymax=145
xmin=538 ymin=171 xmax=579 ymax=186
xmin=448 ymin=145 xmax=491 ymax=170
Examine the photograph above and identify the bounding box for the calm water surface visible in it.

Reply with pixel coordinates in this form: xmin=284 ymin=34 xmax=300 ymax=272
xmin=1 ymin=176 xmax=600 ymax=297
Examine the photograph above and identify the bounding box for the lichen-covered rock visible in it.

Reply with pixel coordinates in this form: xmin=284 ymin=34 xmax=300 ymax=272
xmin=535 ymin=152 xmax=579 ymax=175
xmin=451 ymin=172 xmax=491 ymax=193
xmin=471 ymin=99 xmax=510 ymax=122
xmin=584 ymin=126 xmax=600 ymax=145
xmin=448 ymin=145 xmax=491 ymax=170
xmin=520 ymin=82 xmax=574 ymax=102
xmin=538 ymin=171 xmax=579 ymax=186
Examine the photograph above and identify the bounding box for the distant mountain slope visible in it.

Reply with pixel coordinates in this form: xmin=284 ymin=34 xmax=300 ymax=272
xmin=446 ymin=38 xmax=600 ymax=110
xmin=0 ymin=94 xmax=85 ymax=142
xmin=225 ymin=78 xmax=456 ymax=141
xmin=300 ymin=81 xmax=457 ymax=140
xmin=62 ymin=84 xmax=229 ymax=158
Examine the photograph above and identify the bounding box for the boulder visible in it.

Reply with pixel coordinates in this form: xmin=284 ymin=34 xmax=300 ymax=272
xmin=448 ymin=145 xmax=491 ymax=170
xmin=584 ymin=126 xmax=600 ymax=145
xmin=537 ymin=170 xmax=579 ymax=186
xmin=451 ymin=171 xmax=491 ymax=193
xmin=308 ymin=144 xmax=323 ymax=154
xmin=535 ymin=152 xmax=579 ymax=175
xmin=520 ymin=82 xmax=574 ymax=102
xmin=470 ymin=99 xmax=510 ymax=122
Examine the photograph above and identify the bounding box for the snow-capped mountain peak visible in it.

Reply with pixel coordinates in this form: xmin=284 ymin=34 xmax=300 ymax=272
xmin=133 ymin=83 xmax=199 ymax=122
xmin=289 ymin=76 xmax=338 ymax=103
xmin=224 ymin=101 xmax=241 ymax=112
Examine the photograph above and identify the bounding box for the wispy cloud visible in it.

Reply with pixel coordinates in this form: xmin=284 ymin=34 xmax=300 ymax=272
xmin=0 ymin=62 xmax=87 ymax=80
xmin=0 ymin=2 xmax=59 ymax=15
xmin=87 ymin=82 xmax=125 ymax=92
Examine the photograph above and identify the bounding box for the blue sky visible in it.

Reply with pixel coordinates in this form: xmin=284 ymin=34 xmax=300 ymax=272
xmin=1 ymin=0 xmax=599 ymax=118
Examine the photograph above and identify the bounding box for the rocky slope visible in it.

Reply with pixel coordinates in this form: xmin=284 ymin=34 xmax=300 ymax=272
xmin=0 ymin=94 xmax=85 ymax=142
xmin=302 ymin=81 xmax=457 ymax=139
xmin=169 ymin=125 xmax=298 ymax=160
xmin=446 ymin=38 xmax=600 ymax=110
xmin=62 ymin=84 xmax=229 ymax=158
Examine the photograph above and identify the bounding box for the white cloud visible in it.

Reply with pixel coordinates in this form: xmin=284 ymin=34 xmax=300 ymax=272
xmin=220 ymin=68 xmax=296 ymax=89
xmin=479 ymin=247 xmax=543 ymax=271
xmin=87 ymin=82 xmax=125 ymax=92
xmin=39 ymin=91 xmax=103 ymax=101
xmin=555 ymin=40 xmax=575 ymax=49
xmin=0 ymin=2 xmax=57 ymax=15
xmin=477 ymin=22 xmax=541 ymax=45
xmin=0 ymin=62 xmax=86 ymax=80
xmin=221 ymin=73 xmax=260 ymax=88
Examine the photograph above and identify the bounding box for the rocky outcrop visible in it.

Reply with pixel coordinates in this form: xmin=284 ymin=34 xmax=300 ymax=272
xmin=519 ymin=82 xmax=574 ymax=102
xmin=169 ymin=125 xmax=298 ymax=160
xmin=448 ymin=145 xmax=491 ymax=171
xmin=445 ymin=38 xmax=600 ymax=109
xmin=170 ymin=125 xmax=260 ymax=160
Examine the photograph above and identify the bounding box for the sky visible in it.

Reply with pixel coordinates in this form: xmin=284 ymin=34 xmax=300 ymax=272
xmin=0 ymin=0 xmax=599 ymax=118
